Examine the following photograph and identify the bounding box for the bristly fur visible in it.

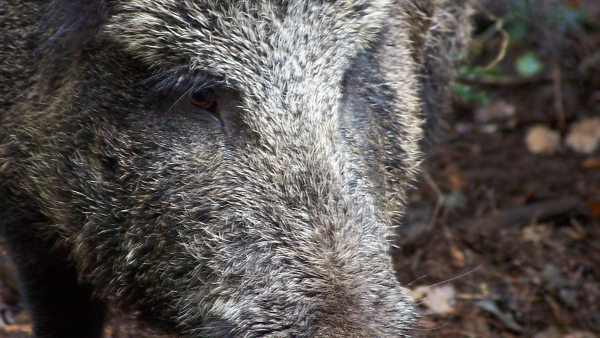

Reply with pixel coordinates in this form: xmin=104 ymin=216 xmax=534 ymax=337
xmin=39 ymin=0 xmax=109 ymax=49
xmin=0 ymin=0 xmax=471 ymax=337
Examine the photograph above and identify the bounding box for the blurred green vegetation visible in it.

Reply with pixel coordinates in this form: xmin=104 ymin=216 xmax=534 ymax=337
xmin=454 ymin=0 xmax=597 ymax=106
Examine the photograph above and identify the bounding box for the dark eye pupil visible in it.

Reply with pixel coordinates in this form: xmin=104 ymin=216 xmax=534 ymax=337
xmin=188 ymin=88 xmax=217 ymax=112
xmin=190 ymin=89 xmax=208 ymax=102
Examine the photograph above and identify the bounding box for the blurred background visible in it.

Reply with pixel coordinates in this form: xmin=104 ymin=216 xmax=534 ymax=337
xmin=396 ymin=0 xmax=600 ymax=337
xmin=0 ymin=0 xmax=599 ymax=337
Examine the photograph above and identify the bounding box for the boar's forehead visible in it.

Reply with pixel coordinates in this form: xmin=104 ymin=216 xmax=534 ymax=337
xmin=106 ymin=0 xmax=392 ymax=91
xmin=101 ymin=0 xmax=424 ymax=224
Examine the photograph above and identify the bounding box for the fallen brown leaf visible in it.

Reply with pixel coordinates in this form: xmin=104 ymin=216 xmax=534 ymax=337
xmin=586 ymin=200 xmax=600 ymax=217
xmin=581 ymin=157 xmax=600 ymax=169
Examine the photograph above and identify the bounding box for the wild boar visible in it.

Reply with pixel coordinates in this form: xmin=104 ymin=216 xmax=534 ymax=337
xmin=0 ymin=0 xmax=471 ymax=337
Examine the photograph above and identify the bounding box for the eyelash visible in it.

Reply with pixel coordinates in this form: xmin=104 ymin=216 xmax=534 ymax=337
xmin=138 ymin=67 xmax=225 ymax=124
xmin=142 ymin=66 xmax=215 ymax=97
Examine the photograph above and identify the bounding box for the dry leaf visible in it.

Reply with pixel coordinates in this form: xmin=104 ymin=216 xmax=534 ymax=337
xmin=533 ymin=326 xmax=562 ymax=338
xmin=450 ymin=245 xmax=466 ymax=268
xmin=448 ymin=172 xmax=466 ymax=190
xmin=581 ymin=157 xmax=600 ymax=169
xmin=406 ymin=285 xmax=429 ymax=301
xmin=423 ymin=285 xmax=456 ymax=315
xmin=525 ymin=125 xmax=561 ymax=154
xmin=565 ymin=117 xmax=600 ymax=154
xmin=474 ymin=100 xmax=516 ymax=124
xmin=522 ymin=225 xmax=552 ymax=243
xmin=0 ymin=324 xmax=32 ymax=333
xmin=476 ymin=299 xmax=524 ymax=332
xmin=587 ymin=200 xmax=600 ymax=217
xmin=563 ymin=331 xmax=598 ymax=338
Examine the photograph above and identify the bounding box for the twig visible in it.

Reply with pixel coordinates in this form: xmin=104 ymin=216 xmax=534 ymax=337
xmin=474 ymin=2 xmax=509 ymax=71
xmin=467 ymin=197 xmax=586 ymax=230
xmin=422 ymin=170 xmax=444 ymax=231
xmin=552 ymin=59 xmax=566 ymax=130
xmin=463 ymin=74 xmax=551 ymax=86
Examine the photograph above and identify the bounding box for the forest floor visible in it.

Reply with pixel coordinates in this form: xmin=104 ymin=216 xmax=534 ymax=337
xmin=395 ymin=1 xmax=600 ymax=336
xmin=0 ymin=1 xmax=599 ymax=337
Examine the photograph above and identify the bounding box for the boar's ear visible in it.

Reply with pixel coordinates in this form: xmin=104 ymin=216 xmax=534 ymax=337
xmin=418 ymin=0 xmax=473 ymax=140
xmin=373 ymin=0 xmax=435 ymax=127
xmin=40 ymin=0 xmax=110 ymax=50
xmin=377 ymin=0 xmax=473 ymax=142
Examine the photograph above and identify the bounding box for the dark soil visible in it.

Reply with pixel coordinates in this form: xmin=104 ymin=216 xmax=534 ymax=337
xmin=0 ymin=1 xmax=599 ymax=337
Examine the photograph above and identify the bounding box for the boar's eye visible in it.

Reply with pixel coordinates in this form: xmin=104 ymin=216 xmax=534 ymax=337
xmin=188 ymin=88 xmax=217 ymax=112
